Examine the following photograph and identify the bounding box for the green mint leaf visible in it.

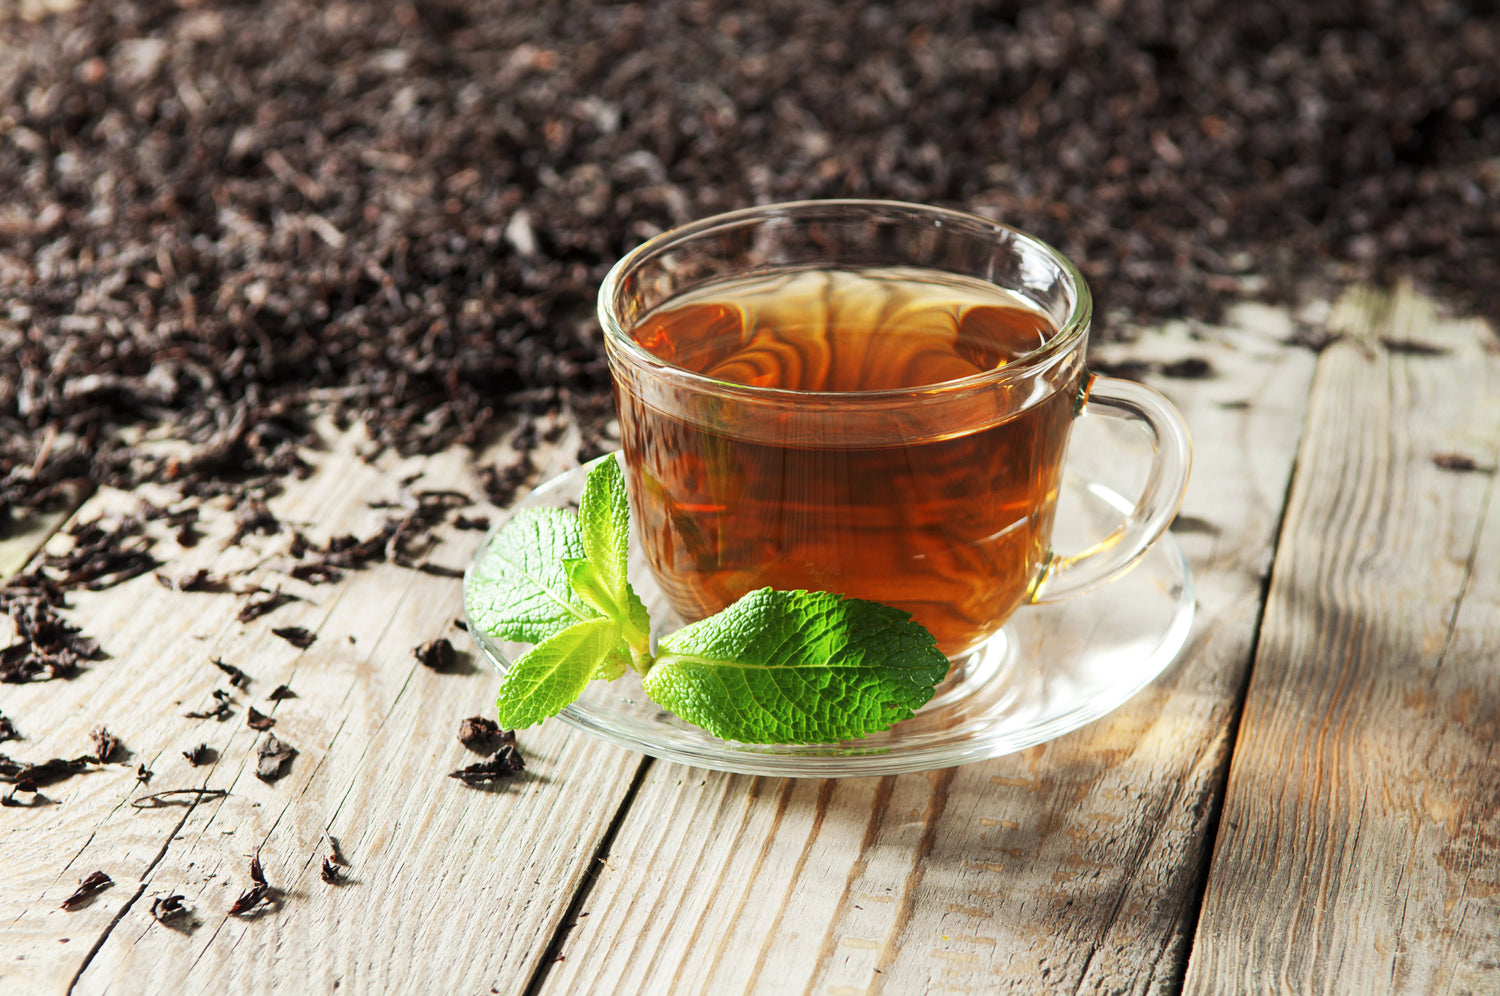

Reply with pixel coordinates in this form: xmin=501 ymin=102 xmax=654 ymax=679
xmin=494 ymin=616 xmax=622 ymax=728
xmin=465 ymin=507 xmax=600 ymax=644
xmin=643 ymin=588 xmax=949 ymax=745
xmin=574 ymin=457 xmax=651 ymax=652
xmin=595 ymin=644 xmax=630 ymax=682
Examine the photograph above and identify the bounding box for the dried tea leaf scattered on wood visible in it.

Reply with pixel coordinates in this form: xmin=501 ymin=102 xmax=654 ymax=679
xmin=227 ymin=852 xmax=273 ymax=915
xmin=255 ymin=734 xmax=296 ymax=782
xmin=184 ymin=689 xmax=234 ymax=721
xmin=61 ymin=871 xmax=113 ymax=911
xmin=1381 ymin=338 xmax=1452 ymax=356
xmin=1433 ymin=453 xmax=1485 ymax=473
xmin=414 ymin=638 xmax=456 ymax=670
xmin=238 ymin=591 xmax=301 ymax=623
xmin=151 ymin=894 xmax=192 ymax=925
xmin=0 ymin=753 xmax=93 ymax=787
xmin=213 ymin=658 xmax=252 ymax=689
xmin=155 ymin=570 xmax=233 ymax=593
xmin=1160 ymin=357 xmax=1216 ymax=379
xmin=229 ymin=501 xmax=281 ymax=546
xmin=457 ymin=717 xmax=515 ymax=754
xmin=89 ymin=726 xmax=121 ymax=763
xmin=271 ymin=626 xmax=316 ymax=649
xmin=448 ymin=745 xmax=525 ymax=786
xmin=320 ymin=857 xmax=345 ymax=885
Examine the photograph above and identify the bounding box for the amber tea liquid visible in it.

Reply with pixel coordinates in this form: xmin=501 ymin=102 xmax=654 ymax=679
xmin=616 ymin=267 xmax=1081 ymax=657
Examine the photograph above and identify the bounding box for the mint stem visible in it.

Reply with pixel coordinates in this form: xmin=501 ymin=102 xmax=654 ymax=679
xmin=628 ymin=643 xmax=655 ymax=676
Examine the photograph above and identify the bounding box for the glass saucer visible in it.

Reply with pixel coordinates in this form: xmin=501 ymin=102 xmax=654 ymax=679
xmin=464 ymin=453 xmax=1194 ymax=777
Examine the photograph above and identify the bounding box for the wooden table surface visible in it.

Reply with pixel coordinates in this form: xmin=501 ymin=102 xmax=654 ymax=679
xmin=3 ymin=283 xmax=1497 ymax=995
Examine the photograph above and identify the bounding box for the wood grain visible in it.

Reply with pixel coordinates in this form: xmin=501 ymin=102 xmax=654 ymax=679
xmin=0 ymin=419 xmax=647 ymax=994
xmin=536 ymin=301 xmax=1320 ymax=995
xmin=10 ymin=287 xmax=1491 ymax=993
xmin=1185 ymin=285 xmax=1500 ymax=994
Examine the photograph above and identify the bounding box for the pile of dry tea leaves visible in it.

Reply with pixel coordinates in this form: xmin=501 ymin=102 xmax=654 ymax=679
xmin=1 ymin=0 xmax=1497 ymax=530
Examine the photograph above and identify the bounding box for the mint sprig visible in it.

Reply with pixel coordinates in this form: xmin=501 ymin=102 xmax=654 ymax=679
xmin=462 ymin=456 xmax=949 ymax=745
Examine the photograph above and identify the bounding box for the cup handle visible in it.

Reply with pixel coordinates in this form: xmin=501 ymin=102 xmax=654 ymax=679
xmin=1029 ymin=373 xmax=1193 ymax=604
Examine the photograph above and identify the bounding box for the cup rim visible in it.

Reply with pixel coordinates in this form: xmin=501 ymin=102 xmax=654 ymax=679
xmin=596 ymin=199 xmax=1093 ymax=404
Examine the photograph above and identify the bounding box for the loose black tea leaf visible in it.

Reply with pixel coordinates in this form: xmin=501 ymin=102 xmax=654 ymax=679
xmin=229 ymin=501 xmax=281 ymax=546
xmin=323 ymin=833 xmax=347 ymax=867
xmin=0 ymin=579 xmax=105 ymax=685
xmin=457 ymin=717 xmax=515 ymax=755
xmin=267 ymin=685 xmax=296 ymax=701
xmin=448 ymin=745 xmax=525 ymax=786
xmin=228 ymin=853 xmax=272 ymax=916
xmin=250 ymin=852 xmax=267 ymax=887
xmin=151 ymin=894 xmax=192 ymax=925
xmin=175 ymin=521 xmax=202 ymax=549
xmin=1433 ymin=453 xmax=1484 ymax=473
xmin=1087 ymin=359 xmax=1153 ymax=383
xmin=480 ymin=456 xmax=534 ymax=510
xmin=185 ymin=689 xmax=234 ymax=721
xmin=414 ymin=563 xmax=465 ymax=578
xmin=1160 ymin=357 xmax=1216 ymax=379
xmin=256 ymin=734 xmax=296 ymax=782
xmin=1381 ymin=338 xmax=1452 ymax=357
xmin=136 ymin=764 xmax=152 ymax=784
xmin=271 ymin=627 xmax=316 ymax=650
xmin=61 ymin=871 xmax=113 ymax=911
xmin=288 ymin=532 xmax=311 ymax=559
xmin=414 ymin=638 xmax=456 ymax=671
xmin=238 ymin=591 xmax=300 ymax=623
xmin=0 ymin=712 xmax=17 ymax=743
xmin=156 ymin=570 xmax=232 ymax=594
xmin=493 ymin=744 xmax=525 ymax=775
xmin=0 ymin=754 xmax=93 ymax=787
xmin=453 ymin=515 xmax=490 ymax=531
xmin=246 ymin=708 xmax=275 ymax=731
xmin=39 ymin=516 xmax=160 ymax=592
xmin=287 ymin=518 xmax=409 ymax=584
xmin=289 ymin=562 xmax=344 ymax=584
xmin=89 ymin=726 xmax=121 ymax=764
xmin=320 ymin=857 xmax=345 ymax=885
xmin=213 ymin=658 xmax=252 ymax=690
xmin=183 ymin=744 xmax=215 ymax=766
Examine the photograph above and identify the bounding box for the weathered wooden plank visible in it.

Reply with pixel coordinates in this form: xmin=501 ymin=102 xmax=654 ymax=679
xmin=0 ymin=419 xmax=647 ymax=994
xmin=535 ymin=301 xmax=1320 ymax=994
xmin=1185 ymin=287 xmax=1500 ymax=994
xmin=0 ymin=505 xmax=75 ymax=581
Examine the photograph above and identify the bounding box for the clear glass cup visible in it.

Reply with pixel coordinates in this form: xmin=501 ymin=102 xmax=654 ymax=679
xmin=598 ymin=199 xmax=1191 ymax=665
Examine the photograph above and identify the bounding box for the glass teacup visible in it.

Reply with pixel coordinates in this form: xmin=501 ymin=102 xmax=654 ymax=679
xmin=599 ymin=200 xmax=1191 ymax=662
